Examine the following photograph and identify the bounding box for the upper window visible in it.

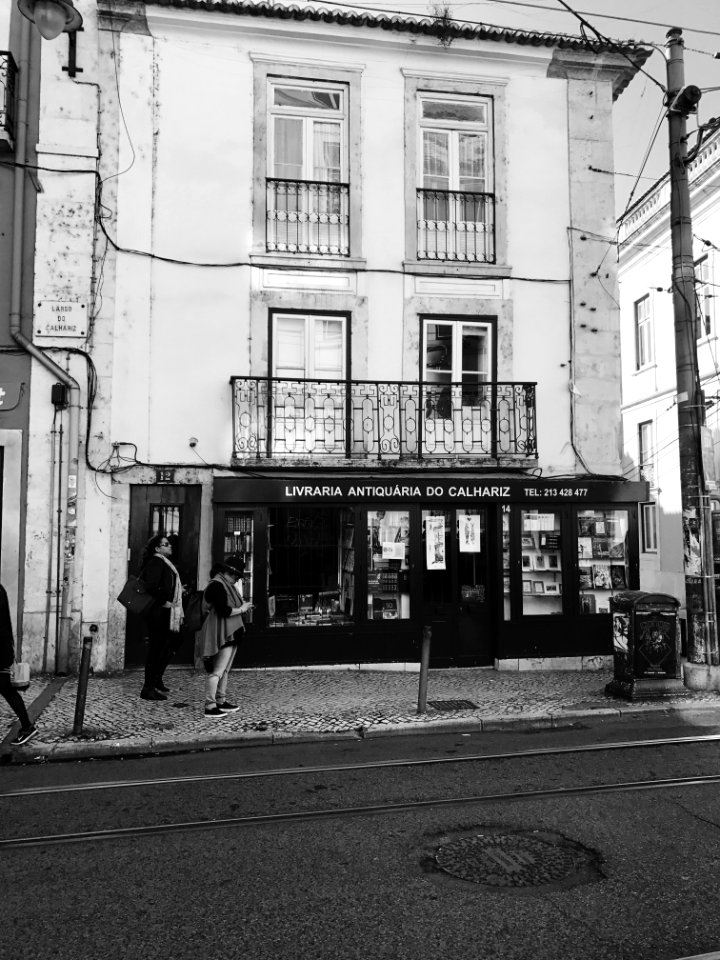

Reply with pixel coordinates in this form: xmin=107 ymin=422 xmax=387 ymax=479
xmin=266 ymin=80 xmax=349 ymax=257
xmin=272 ymin=313 xmax=346 ymax=381
xmin=417 ymin=93 xmax=494 ymax=263
xmin=634 ymin=295 xmax=653 ymax=369
xmin=695 ymin=255 xmax=713 ymax=339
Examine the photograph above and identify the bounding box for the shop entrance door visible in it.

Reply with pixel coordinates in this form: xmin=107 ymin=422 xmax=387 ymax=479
xmin=421 ymin=507 xmax=493 ymax=666
xmin=125 ymin=485 xmax=201 ymax=667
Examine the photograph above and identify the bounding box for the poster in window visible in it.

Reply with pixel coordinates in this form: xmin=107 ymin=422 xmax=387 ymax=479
xmin=592 ymin=564 xmax=612 ymax=589
xmin=382 ymin=541 xmax=405 ymax=560
xmin=610 ymin=564 xmax=627 ymax=589
xmin=426 ymin=516 xmax=446 ymax=570
xmin=578 ymin=537 xmax=593 ymax=559
xmin=579 ymin=565 xmax=593 ymax=590
xmin=459 ymin=514 xmax=482 ymax=553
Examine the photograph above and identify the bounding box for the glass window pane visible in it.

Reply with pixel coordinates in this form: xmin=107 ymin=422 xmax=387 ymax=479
xmin=503 ymin=510 xmax=511 ymax=620
xmin=577 ymin=509 xmax=629 ymax=614
xmin=267 ymin=507 xmax=353 ymax=628
xmin=458 ymin=133 xmax=486 ymax=189
xmin=273 ymin=87 xmax=342 ymax=111
xmin=274 ymin=316 xmax=306 ymax=377
xmin=368 ymin=510 xmax=410 ymax=620
xmin=461 ymin=326 xmax=488 ymax=379
xmin=421 ymin=99 xmax=487 ymax=124
xmin=273 ymin=117 xmax=304 ymax=179
xmin=312 ymin=318 xmax=344 ymax=377
xmin=423 ymin=131 xmax=449 ymax=188
xmin=641 ymin=503 xmax=658 ymax=552
xmin=521 ymin=511 xmax=563 ymax=615
xmin=313 ymin=122 xmax=341 ymax=182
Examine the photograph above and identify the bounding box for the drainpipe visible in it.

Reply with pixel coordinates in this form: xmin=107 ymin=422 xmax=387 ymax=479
xmin=10 ymin=16 xmax=82 ymax=674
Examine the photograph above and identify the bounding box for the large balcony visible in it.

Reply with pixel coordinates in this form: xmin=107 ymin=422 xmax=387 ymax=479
xmin=416 ymin=188 xmax=495 ymax=263
xmin=231 ymin=377 xmax=537 ymax=461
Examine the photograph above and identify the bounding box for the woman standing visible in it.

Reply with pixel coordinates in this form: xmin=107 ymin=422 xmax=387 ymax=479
xmin=139 ymin=534 xmax=184 ymax=701
xmin=0 ymin=582 xmax=37 ymax=746
xmin=199 ymin=554 xmax=253 ymax=718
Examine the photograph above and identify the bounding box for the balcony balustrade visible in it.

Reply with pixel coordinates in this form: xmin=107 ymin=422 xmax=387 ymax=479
xmin=232 ymin=377 xmax=536 ymax=461
xmin=266 ymin=178 xmax=350 ymax=256
xmin=416 ymin=188 xmax=495 ymax=263
xmin=0 ymin=52 xmax=18 ymax=150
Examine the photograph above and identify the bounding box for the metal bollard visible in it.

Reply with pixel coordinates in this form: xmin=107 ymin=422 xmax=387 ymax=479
xmin=417 ymin=625 xmax=432 ymax=713
xmin=72 ymin=635 xmax=93 ymax=736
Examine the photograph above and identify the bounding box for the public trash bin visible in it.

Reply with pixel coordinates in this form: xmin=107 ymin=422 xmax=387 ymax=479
xmin=605 ymin=591 xmax=683 ymax=699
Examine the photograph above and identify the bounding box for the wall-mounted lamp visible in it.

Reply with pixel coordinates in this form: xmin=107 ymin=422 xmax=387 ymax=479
xmin=17 ymin=0 xmax=83 ymax=76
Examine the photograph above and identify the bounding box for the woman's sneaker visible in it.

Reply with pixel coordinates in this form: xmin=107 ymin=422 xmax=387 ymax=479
xmin=11 ymin=725 xmax=38 ymax=746
xmin=217 ymin=702 xmax=239 ymax=713
xmin=204 ymin=706 xmax=226 ymax=718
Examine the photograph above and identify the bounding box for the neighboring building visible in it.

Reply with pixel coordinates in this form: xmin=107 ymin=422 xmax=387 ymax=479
xmin=23 ymin=0 xmax=649 ymax=673
xmin=619 ymin=125 xmax=720 ymax=629
xmin=0 ymin=7 xmax=41 ymax=664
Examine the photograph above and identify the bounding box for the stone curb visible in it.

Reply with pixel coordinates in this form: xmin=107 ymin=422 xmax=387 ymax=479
xmin=7 ymin=695 xmax=720 ymax=762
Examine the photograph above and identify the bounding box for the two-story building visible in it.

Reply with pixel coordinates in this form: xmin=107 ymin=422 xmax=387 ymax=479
xmin=21 ymin=0 xmax=649 ymax=674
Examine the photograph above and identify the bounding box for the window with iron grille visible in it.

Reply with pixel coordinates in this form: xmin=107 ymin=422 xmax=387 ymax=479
xmin=266 ymin=79 xmax=349 ymax=256
xmin=695 ymin=255 xmax=713 ymax=339
xmin=417 ymin=93 xmax=494 ymax=263
xmin=634 ymin=295 xmax=653 ymax=369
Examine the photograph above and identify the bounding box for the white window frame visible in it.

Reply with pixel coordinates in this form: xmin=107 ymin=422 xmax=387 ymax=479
xmin=635 ymin=295 xmax=653 ymax=369
xmin=417 ymin=93 xmax=492 ymax=195
xmin=640 ymin=502 xmax=658 ymax=553
xmin=422 ymin=317 xmax=492 ymax=385
xmin=268 ymin=80 xmax=348 ymax=183
xmin=272 ymin=313 xmax=347 ymax=381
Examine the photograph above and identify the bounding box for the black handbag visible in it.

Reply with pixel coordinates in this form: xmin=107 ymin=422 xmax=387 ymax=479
xmin=117 ymin=575 xmax=154 ymax=617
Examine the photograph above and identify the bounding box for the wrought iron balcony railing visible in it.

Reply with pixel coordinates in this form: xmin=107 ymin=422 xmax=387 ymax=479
xmin=0 ymin=52 xmax=18 ymax=148
xmin=416 ymin=188 xmax=495 ymax=263
xmin=231 ymin=377 xmax=536 ymax=461
xmin=266 ymin=178 xmax=350 ymax=256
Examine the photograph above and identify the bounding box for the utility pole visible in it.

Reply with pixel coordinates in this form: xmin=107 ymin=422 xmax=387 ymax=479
xmin=665 ymin=28 xmax=719 ymax=677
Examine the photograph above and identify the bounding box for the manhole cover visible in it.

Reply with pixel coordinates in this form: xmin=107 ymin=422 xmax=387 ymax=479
xmin=435 ymin=833 xmax=582 ymax=887
xmin=428 ymin=699 xmax=478 ymax=711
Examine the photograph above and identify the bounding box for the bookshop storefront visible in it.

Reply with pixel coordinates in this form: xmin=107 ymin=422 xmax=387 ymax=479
xmin=213 ymin=476 xmax=649 ymax=668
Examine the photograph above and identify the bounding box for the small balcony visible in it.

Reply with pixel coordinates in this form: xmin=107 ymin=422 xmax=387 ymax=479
xmin=266 ymin=178 xmax=350 ymax=256
xmin=0 ymin=52 xmax=18 ymax=152
xmin=417 ymin=188 xmax=495 ymax=263
xmin=231 ymin=377 xmax=536 ymax=461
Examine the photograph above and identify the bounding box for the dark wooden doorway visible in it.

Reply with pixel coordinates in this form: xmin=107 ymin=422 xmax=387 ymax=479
xmin=125 ymin=485 xmax=201 ymax=667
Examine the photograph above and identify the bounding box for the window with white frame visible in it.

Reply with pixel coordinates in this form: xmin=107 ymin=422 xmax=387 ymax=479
xmin=417 ymin=93 xmax=494 ymax=263
xmin=266 ymin=81 xmax=349 ymax=256
xmin=270 ymin=313 xmax=347 ymax=455
xmin=638 ymin=420 xmax=655 ymax=486
xmin=634 ymin=295 xmax=653 ymax=369
xmin=640 ymin=502 xmax=658 ymax=553
xmin=695 ymin=255 xmax=713 ymax=339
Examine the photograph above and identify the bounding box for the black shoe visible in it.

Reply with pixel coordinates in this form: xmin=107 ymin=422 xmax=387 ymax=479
xmin=217 ymin=702 xmax=239 ymax=713
xmin=204 ymin=706 xmax=226 ymax=718
xmin=155 ymin=682 xmax=170 ymax=693
xmin=141 ymin=687 xmax=167 ymax=701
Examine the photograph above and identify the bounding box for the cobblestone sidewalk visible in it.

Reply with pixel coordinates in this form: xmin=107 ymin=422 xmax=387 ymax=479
xmin=4 ymin=666 xmax=720 ymax=760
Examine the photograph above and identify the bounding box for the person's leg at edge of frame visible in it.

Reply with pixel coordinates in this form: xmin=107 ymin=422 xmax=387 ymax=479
xmin=204 ymin=645 xmax=235 ymax=717
xmin=215 ymin=644 xmax=238 ymax=711
xmin=0 ymin=672 xmax=36 ymax=745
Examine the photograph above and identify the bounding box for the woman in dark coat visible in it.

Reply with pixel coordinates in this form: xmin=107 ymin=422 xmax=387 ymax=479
xmin=0 ymin=582 xmax=37 ymax=746
xmin=138 ymin=534 xmax=184 ymax=701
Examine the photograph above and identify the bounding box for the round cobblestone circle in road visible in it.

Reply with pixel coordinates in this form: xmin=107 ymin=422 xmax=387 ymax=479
xmin=435 ymin=833 xmax=581 ymax=887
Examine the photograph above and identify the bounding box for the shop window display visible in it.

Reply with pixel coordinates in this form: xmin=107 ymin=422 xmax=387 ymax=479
xmin=520 ymin=509 xmax=563 ymax=615
xmin=577 ymin=509 xmax=629 ymax=614
xmin=267 ymin=507 xmax=354 ymax=627
xmin=368 ymin=510 xmax=410 ymax=620
xmin=222 ymin=511 xmax=255 ymax=618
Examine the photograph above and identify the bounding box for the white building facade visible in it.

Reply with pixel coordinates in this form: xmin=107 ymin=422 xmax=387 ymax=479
xmin=619 ymin=126 xmax=720 ymax=635
xmin=22 ymin=0 xmax=649 ymax=674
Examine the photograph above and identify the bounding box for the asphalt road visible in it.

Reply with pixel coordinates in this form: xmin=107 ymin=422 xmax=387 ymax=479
xmin=3 ymin=712 xmax=720 ymax=960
